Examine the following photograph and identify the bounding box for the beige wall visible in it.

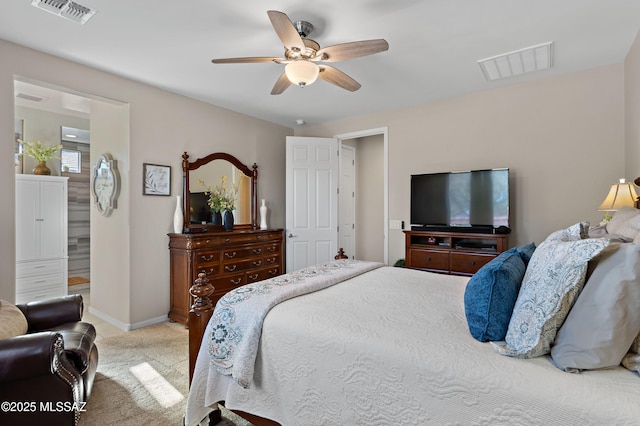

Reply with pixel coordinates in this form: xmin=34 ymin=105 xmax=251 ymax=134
xmin=296 ymin=64 xmax=626 ymax=264
xmin=626 ymin=32 xmax=640 ymax=177
xmin=354 ymin=135 xmax=385 ymax=262
xmin=0 ymin=39 xmax=292 ymax=328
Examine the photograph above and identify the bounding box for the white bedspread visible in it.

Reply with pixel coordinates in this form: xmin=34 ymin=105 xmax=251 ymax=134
xmin=186 ymin=266 xmax=640 ymax=426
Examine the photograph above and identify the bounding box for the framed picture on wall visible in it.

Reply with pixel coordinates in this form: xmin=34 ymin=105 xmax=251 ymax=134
xmin=143 ymin=163 xmax=171 ymax=196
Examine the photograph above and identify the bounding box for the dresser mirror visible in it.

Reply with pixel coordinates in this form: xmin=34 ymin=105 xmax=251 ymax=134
xmin=182 ymin=152 xmax=257 ymax=230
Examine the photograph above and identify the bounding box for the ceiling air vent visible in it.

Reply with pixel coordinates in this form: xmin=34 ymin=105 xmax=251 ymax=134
xmin=478 ymin=42 xmax=553 ymax=81
xmin=31 ymin=0 xmax=97 ymax=24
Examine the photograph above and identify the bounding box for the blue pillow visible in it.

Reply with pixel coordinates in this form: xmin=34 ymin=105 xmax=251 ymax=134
xmin=515 ymin=242 xmax=536 ymax=265
xmin=464 ymin=248 xmax=527 ymax=342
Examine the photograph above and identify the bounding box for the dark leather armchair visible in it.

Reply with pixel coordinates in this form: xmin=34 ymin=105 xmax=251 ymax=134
xmin=0 ymin=294 xmax=99 ymax=426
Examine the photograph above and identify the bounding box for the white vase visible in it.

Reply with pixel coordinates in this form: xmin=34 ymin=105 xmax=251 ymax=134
xmin=173 ymin=195 xmax=184 ymax=233
xmin=260 ymin=199 xmax=268 ymax=230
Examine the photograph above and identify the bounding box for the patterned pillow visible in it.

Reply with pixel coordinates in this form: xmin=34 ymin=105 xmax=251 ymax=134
xmin=493 ymin=224 xmax=610 ymax=358
xmin=551 ymin=243 xmax=640 ymax=370
xmin=464 ymin=247 xmax=527 ymax=342
xmin=0 ymin=300 xmax=28 ymax=339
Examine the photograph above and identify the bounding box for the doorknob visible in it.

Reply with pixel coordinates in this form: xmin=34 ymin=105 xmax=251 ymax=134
xmin=288 ymin=233 xmax=297 ymax=238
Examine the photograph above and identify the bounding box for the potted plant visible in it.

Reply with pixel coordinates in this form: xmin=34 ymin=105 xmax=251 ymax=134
xmin=20 ymin=140 xmax=62 ymax=175
xmin=199 ymin=176 xmax=238 ymax=230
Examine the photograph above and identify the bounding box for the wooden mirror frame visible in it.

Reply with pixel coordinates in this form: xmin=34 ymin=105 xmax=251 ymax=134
xmin=182 ymin=152 xmax=258 ymax=230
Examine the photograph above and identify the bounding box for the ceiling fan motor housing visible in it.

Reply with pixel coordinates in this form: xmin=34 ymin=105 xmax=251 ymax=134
xmin=294 ymin=20 xmax=314 ymax=38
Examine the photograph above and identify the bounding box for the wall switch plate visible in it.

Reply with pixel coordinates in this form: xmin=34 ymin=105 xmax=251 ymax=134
xmin=389 ymin=220 xmax=402 ymax=230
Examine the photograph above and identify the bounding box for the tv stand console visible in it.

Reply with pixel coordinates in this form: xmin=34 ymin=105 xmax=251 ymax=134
xmin=404 ymin=230 xmax=508 ymax=276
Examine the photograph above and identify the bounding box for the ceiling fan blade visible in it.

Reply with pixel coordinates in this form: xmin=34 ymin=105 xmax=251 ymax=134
xmin=318 ymin=66 xmax=361 ymax=92
xmin=267 ymin=10 xmax=305 ymax=53
xmin=316 ymin=39 xmax=389 ymax=62
xmin=212 ymin=57 xmax=280 ymax=64
xmin=271 ymin=73 xmax=292 ymax=95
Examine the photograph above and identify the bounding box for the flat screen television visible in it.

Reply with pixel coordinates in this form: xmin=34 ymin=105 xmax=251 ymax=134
xmin=410 ymin=168 xmax=509 ymax=231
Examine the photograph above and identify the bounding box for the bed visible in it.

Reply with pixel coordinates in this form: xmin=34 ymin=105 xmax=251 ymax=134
xmin=184 ymin=224 xmax=640 ymax=426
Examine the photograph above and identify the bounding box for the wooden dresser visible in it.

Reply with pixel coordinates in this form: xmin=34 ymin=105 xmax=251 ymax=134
xmin=168 ymin=228 xmax=284 ymax=325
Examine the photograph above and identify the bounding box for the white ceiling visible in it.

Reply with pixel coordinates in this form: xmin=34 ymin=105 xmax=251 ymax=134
xmin=3 ymin=1 xmax=640 ymax=128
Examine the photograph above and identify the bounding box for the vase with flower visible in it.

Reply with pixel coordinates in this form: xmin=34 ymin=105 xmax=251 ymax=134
xmin=199 ymin=176 xmax=238 ymax=231
xmin=21 ymin=140 xmax=62 ymax=175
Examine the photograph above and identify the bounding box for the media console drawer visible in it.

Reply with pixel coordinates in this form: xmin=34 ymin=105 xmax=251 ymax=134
xmin=450 ymin=253 xmax=495 ymax=275
xmin=408 ymin=249 xmax=449 ymax=272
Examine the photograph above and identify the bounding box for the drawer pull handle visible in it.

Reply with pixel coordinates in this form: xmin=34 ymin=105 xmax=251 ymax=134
xmin=253 ymin=249 xmax=262 ymax=255
xmin=201 ymin=254 xmax=215 ymax=261
xmin=257 ymin=235 xmax=263 ymax=239
xmin=230 ymin=278 xmax=242 ymax=285
xmin=253 ymin=261 xmax=262 ymax=267
xmin=225 ymin=238 xmax=231 ymax=243
xmin=267 ymin=257 xmax=276 ymax=264
xmin=426 ymin=257 xmax=432 ymax=262
xmin=267 ymin=247 xmax=276 ymax=252
xmin=268 ymin=269 xmax=278 ymax=275
xmin=200 ymin=268 xmax=215 ymax=275
xmin=225 ymin=252 xmax=237 ymax=259
xmin=248 ymin=274 xmax=259 ymax=281
xmin=33 ymin=280 xmax=47 ymax=284
xmin=225 ymin=265 xmax=237 ymax=272
xmin=470 ymin=260 xmax=476 ymax=266
xmin=205 ymin=240 xmax=210 ymax=244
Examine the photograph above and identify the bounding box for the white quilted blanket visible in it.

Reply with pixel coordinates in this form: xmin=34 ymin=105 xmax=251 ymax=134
xmin=186 ymin=266 xmax=640 ymax=426
xmin=206 ymin=259 xmax=383 ymax=388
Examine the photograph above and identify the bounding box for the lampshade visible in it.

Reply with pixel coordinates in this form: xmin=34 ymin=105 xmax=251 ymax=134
xmin=285 ymin=60 xmax=319 ymax=87
xmin=597 ymin=179 xmax=639 ymax=211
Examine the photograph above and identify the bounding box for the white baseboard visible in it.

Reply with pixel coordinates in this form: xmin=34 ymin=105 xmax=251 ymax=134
xmin=87 ymin=307 xmax=170 ymax=332
xmin=88 ymin=306 xmax=131 ymax=331
xmin=131 ymin=315 xmax=169 ymax=330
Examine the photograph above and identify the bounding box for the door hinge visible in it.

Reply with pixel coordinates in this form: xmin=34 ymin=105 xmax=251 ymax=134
xmin=337 ymin=187 xmax=339 ymax=194
xmin=337 ymin=225 xmax=339 ymax=232
xmin=352 ymin=159 xmax=355 ymax=166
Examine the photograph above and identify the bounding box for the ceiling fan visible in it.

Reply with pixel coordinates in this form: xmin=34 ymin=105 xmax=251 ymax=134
xmin=211 ymin=10 xmax=389 ymax=95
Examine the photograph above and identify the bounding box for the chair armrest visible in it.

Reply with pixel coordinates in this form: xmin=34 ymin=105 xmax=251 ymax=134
xmin=0 ymin=332 xmax=66 ymax=382
xmin=18 ymin=294 xmax=84 ymax=332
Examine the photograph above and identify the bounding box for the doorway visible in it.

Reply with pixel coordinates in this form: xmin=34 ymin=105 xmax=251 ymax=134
xmin=14 ymin=79 xmax=92 ymax=298
xmin=336 ymin=127 xmax=388 ymax=264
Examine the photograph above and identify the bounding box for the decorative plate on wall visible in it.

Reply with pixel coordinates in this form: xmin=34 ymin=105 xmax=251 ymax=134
xmin=91 ymin=153 xmax=121 ymax=217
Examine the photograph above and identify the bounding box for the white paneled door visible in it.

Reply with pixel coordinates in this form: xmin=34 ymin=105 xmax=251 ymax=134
xmin=286 ymin=136 xmax=338 ymax=273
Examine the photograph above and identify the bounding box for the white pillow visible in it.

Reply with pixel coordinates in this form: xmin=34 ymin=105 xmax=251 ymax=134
xmin=607 ymin=207 xmax=640 ymax=240
xmin=493 ymin=223 xmax=610 ymax=358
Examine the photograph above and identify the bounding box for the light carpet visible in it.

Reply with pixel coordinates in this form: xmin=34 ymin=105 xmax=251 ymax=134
xmin=79 ymin=321 xmax=252 ymax=426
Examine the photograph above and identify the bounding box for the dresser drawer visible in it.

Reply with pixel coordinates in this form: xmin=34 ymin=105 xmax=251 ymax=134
xmin=222 ymin=258 xmax=265 ymax=273
xmin=450 ymin=253 xmax=495 ymax=275
xmin=17 ymin=272 xmax=65 ymax=292
xmin=195 ymin=250 xmax=220 ymax=267
xmin=17 ymin=259 xmax=65 ymax=278
xmin=16 ymin=286 xmax=65 ymax=305
xmin=246 ymin=265 xmax=281 ymax=284
xmin=222 ymin=246 xmax=265 ymax=261
xmin=211 ymin=272 xmax=246 ymax=293
xmin=409 ymin=249 xmax=449 ymax=271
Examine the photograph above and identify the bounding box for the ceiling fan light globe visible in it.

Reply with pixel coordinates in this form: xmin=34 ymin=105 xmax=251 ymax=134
xmin=285 ymin=60 xmax=319 ymax=87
